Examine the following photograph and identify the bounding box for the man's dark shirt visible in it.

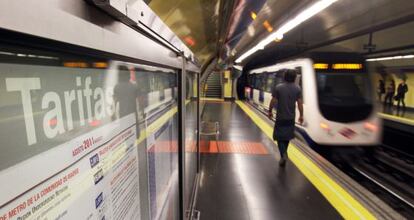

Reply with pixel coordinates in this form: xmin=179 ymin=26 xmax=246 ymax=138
xmin=397 ymin=83 xmax=408 ymax=97
xmin=272 ymin=83 xmax=301 ymax=121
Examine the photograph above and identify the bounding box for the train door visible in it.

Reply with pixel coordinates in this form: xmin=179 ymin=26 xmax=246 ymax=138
xmin=243 ymin=74 xmax=251 ymax=100
xmin=263 ymin=72 xmax=275 ymax=109
xmin=250 ymin=74 xmax=255 ymax=99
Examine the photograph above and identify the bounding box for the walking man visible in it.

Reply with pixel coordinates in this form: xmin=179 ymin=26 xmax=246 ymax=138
xmin=268 ymin=69 xmax=304 ymax=167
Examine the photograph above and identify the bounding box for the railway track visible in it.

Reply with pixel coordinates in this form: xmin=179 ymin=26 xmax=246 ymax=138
xmin=247 ymin=101 xmax=414 ymax=217
xmin=348 ymin=155 xmax=414 ymax=218
xmin=342 ymin=130 xmax=414 ymax=218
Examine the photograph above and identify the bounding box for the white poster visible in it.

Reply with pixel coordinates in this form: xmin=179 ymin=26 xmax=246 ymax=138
xmin=0 ymin=115 xmax=141 ymax=220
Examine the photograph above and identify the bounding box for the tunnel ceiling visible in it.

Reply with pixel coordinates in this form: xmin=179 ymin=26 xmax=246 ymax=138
xmin=146 ymin=0 xmax=414 ymax=72
xmin=231 ymin=0 xmax=414 ymax=71
xmin=146 ymin=0 xmax=221 ymax=65
xmin=221 ymin=0 xmax=308 ymax=61
xmin=145 ymin=0 xmax=271 ymax=69
xmin=317 ymin=21 xmax=414 ymax=55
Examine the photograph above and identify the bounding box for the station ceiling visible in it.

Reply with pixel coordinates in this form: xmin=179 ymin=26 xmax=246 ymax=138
xmin=147 ymin=0 xmax=414 ymax=72
xmin=146 ymin=0 xmax=221 ymax=65
xmin=241 ymin=0 xmax=414 ymax=71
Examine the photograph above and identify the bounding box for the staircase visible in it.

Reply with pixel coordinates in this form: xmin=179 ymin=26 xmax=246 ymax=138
xmin=205 ymin=72 xmax=222 ymax=98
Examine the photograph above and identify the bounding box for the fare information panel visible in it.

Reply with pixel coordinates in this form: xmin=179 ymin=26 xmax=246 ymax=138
xmin=0 ymin=62 xmax=141 ymax=220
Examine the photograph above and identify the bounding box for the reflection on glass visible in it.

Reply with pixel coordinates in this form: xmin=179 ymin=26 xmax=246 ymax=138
xmin=0 ymin=43 xmax=180 ymax=220
xmin=184 ymin=72 xmax=199 ymax=212
xmin=316 ymin=72 xmax=374 ymax=122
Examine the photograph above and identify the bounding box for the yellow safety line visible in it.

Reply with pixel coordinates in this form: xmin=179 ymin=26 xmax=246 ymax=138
xmin=379 ymin=112 xmax=414 ymax=126
xmin=135 ymin=106 xmax=178 ymax=145
xmin=135 ymin=100 xmax=190 ymax=145
xmin=235 ymin=101 xmax=376 ymax=220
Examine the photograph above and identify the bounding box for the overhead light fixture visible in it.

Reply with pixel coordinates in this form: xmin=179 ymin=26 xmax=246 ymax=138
xmin=0 ymin=51 xmax=15 ymax=56
xmin=184 ymin=36 xmax=196 ymax=47
xmin=0 ymin=51 xmax=58 ymax=60
xmin=233 ymin=65 xmax=243 ymax=71
xmin=235 ymin=0 xmax=338 ymax=63
xmin=263 ymin=20 xmax=273 ymax=32
xmin=366 ymin=55 xmax=414 ymax=62
xmin=251 ymin=12 xmax=257 ymax=20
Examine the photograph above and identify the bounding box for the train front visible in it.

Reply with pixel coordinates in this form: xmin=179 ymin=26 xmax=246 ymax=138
xmin=309 ymin=53 xmax=382 ymax=146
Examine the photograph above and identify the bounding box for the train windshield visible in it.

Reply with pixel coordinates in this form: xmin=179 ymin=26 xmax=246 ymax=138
xmin=316 ymin=72 xmax=373 ymax=122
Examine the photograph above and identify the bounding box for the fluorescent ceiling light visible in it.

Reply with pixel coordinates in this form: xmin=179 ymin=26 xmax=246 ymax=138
xmin=366 ymin=55 xmax=414 ymax=62
xmin=235 ymin=0 xmax=338 ymax=63
xmin=0 ymin=51 xmax=58 ymax=60
xmin=233 ymin=65 xmax=243 ymax=71
xmin=0 ymin=51 xmax=15 ymax=56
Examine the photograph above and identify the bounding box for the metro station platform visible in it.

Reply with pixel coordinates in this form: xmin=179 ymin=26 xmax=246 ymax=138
xmin=194 ymin=101 xmax=400 ymax=220
xmin=380 ymin=107 xmax=414 ymax=126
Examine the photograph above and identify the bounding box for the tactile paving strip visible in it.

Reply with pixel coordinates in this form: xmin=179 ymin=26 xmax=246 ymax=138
xmin=200 ymin=141 xmax=268 ymax=154
xmin=149 ymin=140 xmax=268 ymax=155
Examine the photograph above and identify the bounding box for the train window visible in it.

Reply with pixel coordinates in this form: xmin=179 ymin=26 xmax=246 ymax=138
xmin=274 ymin=70 xmax=285 ymax=87
xmin=262 ymin=73 xmax=268 ymax=91
xmin=316 ymin=71 xmax=373 ymax=122
xmin=251 ymin=74 xmax=256 ymax=88
xmin=256 ymin=74 xmax=264 ymax=89
xmin=295 ymin=67 xmax=304 ymax=103
xmin=252 ymin=74 xmax=259 ymax=89
xmin=264 ymin=72 xmax=275 ymax=93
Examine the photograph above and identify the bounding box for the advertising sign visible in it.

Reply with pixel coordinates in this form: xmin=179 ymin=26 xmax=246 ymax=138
xmin=0 ymin=63 xmax=141 ymax=220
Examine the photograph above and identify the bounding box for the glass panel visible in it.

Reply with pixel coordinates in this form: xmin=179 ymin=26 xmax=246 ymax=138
xmin=184 ymin=72 xmax=198 ymax=213
xmin=0 ymin=43 xmax=179 ymax=220
xmin=265 ymin=72 xmax=275 ymax=93
xmin=316 ymin=71 xmax=374 ymax=122
xmin=316 ymin=72 xmax=372 ymax=106
xmin=139 ymin=68 xmax=179 ymax=220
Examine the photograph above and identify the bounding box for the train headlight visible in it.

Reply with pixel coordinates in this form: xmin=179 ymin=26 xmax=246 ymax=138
xmin=364 ymin=122 xmax=377 ymax=132
xmin=320 ymin=123 xmax=330 ymax=130
xmin=320 ymin=122 xmax=334 ymax=136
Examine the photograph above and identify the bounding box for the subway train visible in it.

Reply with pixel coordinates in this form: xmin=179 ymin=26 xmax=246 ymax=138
xmin=244 ymin=52 xmax=382 ymax=146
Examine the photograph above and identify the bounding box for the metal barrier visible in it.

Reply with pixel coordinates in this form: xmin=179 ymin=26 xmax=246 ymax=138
xmin=200 ymin=121 xmax=220 ymax=147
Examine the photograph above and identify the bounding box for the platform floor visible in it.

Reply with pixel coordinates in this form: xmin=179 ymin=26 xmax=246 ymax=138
xmin=195 ymin=102 xmax=340 ymax=220
xmin=381 ymin=104 xmax=414 ymax=119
